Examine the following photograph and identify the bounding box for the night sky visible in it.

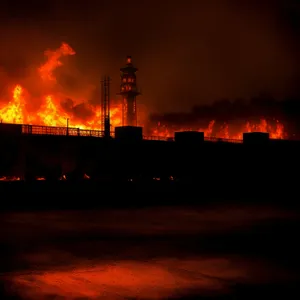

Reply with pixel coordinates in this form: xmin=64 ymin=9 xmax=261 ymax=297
xmin=1 ymin=0 xmax=300 ymax=113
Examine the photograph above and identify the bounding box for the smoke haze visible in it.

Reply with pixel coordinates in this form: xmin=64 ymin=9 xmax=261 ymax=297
xmin=0 ymin=0 xmax=300 ymax=113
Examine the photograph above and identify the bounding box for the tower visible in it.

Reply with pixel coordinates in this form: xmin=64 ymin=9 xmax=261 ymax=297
xmin=118 ymin=56 xmax=140 ymax=126
xmin=101 ymin=76 xmax=111 ymax=138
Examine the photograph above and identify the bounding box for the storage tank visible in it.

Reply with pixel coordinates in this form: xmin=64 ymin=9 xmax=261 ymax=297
xmin=174 ymin=131 xmax=204 ymax=144
xmin=115 ymin=126 xmax=143 ymax=141
xmin=0 ymin=123 xmax=22 ymax=136
xmin=243 ymin=132 xmax=270 ymax=144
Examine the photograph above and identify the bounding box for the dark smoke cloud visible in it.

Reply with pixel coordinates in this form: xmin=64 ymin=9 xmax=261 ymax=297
xmin=149 ymin=95 xmax=300 ymax=138
xmin=0 ymin=0 xmax=300 ymax=114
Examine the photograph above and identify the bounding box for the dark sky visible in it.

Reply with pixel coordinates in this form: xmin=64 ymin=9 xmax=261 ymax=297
xmin=0 ymin=0 xmax=300 ymax=113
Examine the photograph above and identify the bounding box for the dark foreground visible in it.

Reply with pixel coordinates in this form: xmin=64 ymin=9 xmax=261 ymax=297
xmin=0 ymin=182 xmax=300 ymax=299
xmin=1 ymin=180 xmax=299 ymax=211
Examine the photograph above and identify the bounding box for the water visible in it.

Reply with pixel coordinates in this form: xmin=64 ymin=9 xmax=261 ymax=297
xmin=0 ymin=205 xmax=299 ymax=299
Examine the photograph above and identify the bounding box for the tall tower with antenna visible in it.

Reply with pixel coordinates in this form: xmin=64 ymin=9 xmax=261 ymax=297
xmin=101 ymin=76 xmax=111 ymax=138
xmin=118 ymin=56 xmax=140 ymax=126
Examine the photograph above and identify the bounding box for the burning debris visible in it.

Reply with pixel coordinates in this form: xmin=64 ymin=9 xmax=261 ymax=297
xmin=0 ymin=176 xmax=20 ymax=181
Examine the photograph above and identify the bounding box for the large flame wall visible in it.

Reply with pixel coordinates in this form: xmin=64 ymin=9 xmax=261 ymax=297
xmin=0 ymin=43 xmax=122 ymax=130
xmin=0 ymin=42 xmax=287 ymax=140
xmin=151 ymin=119 xmax=285 ymax=140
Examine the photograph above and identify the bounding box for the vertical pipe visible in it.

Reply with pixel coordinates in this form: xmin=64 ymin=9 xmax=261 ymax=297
xmin=66 ymin=118 xmax=69 ymax=136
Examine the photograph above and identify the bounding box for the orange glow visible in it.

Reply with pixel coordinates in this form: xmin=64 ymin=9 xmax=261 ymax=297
xmin=4 ymin=208 xmax=296 ymax=300
xmin=151 ymin=118 xmax=287 ymax=140
xmin=0 ymin=85 xmax=27 ymax=124
xmin=0 ymin=176 xmax=21 ymax=181
xmin=10 ymin=258 xmax=246 ymax=300
xmin=0 ymin=84 xmax=123 ymax=130
xmin=0 ymin=43 xmax=123 ymax=130
xmin=59 ymin=174 xmax=67 ymax=181
xmin=83 ymin=173 xmax=90 ymax=180
xmin=38 ymin=42 xmax=75 ymax=81
xmin=0 ymin=42 xmax=288 ymax=140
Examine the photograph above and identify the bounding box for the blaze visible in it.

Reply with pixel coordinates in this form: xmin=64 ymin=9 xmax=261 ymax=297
xmin=37 ymin=95 xmax=69 ymax=127
xmin=151 ymin=118 xmax=286 ymax=140
xmin=38 ymin=42 xmax=75 ymax=81
xmin=0 ymin=85 xmax=26 ymax=124
xmin=0 ymin=42 xmax=288 ymax=140
xmin=0 ymin=85 xmax=123 ymax=130
xmin=0 ymin=43 xmax=123 ymax=130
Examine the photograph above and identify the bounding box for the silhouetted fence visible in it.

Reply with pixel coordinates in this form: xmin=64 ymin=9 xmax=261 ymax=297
xmin=0 ymin=123 xmax=244 ymax=143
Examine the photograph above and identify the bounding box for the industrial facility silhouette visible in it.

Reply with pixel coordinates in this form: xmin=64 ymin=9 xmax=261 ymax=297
xmin=0 ymin=56 xmax=299 ymax=200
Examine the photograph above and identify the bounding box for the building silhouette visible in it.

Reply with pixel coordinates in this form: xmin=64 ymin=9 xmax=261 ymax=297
xmin=117 ymin=56 xmax=140 ymax=126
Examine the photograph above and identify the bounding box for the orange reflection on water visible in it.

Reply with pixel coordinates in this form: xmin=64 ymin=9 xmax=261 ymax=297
xmin=4 ymin=207 xmax=297 ymax=299
xmin=10 ymin=258 xmax=245 ymax=300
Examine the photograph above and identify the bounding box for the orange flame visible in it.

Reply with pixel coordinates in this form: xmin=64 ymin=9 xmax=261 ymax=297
xmin=0 ymin=43 xmax=123 ymax=130
xmin=0 ymin=42 xmax=288 ymax=140
xmin=151 ymin=118 xmax=286 ymax=140
xmin=38 ymin=42 xmax=75 ymax=81
xmin=0 ymin=85 xmax=26 ymax=124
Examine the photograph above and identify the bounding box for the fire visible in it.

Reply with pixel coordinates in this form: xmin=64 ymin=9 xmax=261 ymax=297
xmin=59 ymin=174 xmax=67 ymax=181
xmin=0 ymin=42 xmax=287 ymax=140
xmin=245 ymin=119 xmax=285 ymax=139
xmin=83 ymin=173 xmax=90 ymax=180
xmin=0 ymin=85 xmax=27 ymax=124
xmin=0 ymin=176 xmax=20 ymax=181
xmin=151 ymin=119 xmax=286 ymax=140
xmin=38 ymin=42 xmax=75 ymax=81
xmin=37 ymin=95 xmax=68 ymax=127
xmin=0 ymin=43 xmax=122 ymax=130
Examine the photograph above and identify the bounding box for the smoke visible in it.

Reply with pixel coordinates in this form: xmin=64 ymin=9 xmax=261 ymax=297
xmin=0 ymin=34 xmax=100 ymax=122
xmin=0 ymin=25 xmax=98 ymax=112
xmin=148 ymin=94 xmax=300 ymax=138
xmin=104 ymin=0 xmax=299 ymax=113
xmin=0 ymin=0 xmax=300 ymax=115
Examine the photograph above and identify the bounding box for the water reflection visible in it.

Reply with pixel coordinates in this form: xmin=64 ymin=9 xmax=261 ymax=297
xmin=1 ymin=206 xmax=299 ymax=299
xmin=10 ymin=258 xmax=243 ymax=299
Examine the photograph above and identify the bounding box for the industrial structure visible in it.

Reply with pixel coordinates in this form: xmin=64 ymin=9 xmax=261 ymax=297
xmin=0 ymin=56 xmax=299 ymax=206
xmin=117 ymin=56 xmax=140 ymax=126
xmin=100 ymin=75 xmax=111 ymax=138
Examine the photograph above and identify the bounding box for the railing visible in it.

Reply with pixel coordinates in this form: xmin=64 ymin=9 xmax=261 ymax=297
xmin=143 ymin=135 xmax=242 ymax=143
xmin=1 ymin=123 xmax=243 ymax=144
xmin=204 ymin=137 xmax=243 ymax=143
xmin=143 ymin=135 xmax=174 ymax=141
xmin=21 ymin=124 xmax=109 ymax=138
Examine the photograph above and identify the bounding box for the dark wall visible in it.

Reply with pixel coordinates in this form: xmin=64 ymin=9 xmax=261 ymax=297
xmin=0 ymin=135 xmax=299 ymax=190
